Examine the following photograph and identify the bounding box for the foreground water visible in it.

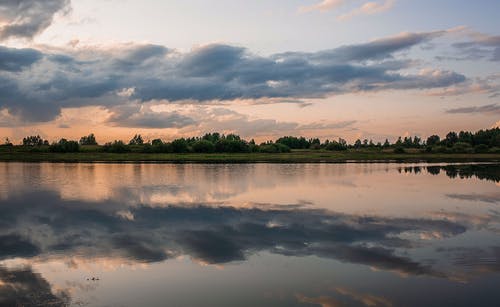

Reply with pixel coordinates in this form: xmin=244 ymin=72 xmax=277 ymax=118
xmin=0 ymin=162 xmax=499 ymax=306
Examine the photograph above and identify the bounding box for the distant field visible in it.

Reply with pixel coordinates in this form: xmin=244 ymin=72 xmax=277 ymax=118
xmin=1 ymin=148 xmax=499 ymax=163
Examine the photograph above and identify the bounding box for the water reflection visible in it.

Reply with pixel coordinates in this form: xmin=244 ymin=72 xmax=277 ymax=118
xmin=399 ymin=164 xmax=500 ymax=182
xmin=0 ymin=163 xmax=499 ymax=306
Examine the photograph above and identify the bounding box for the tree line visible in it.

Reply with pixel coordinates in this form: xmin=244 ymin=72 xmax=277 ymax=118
xmin=2 ymin=128 xmax=500 ymax=154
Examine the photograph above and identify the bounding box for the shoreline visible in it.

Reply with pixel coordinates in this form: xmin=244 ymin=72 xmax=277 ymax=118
xmin=1 ymin=152 xmax=500 ymax=163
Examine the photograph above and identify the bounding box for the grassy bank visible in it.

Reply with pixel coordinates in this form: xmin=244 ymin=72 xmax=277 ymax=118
xmin=1 ymin=149 xmax=500 ymax=163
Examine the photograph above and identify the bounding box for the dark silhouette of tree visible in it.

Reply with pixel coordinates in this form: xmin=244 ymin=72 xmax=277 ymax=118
xmin=2 ymin=138 xmax=13 ymax=146
xmin=102 ymin=140 xmax=130 ymax=153
xmin=276 ymin=136 xmax=310 ymax=149
xmin=22 ymin=135 xmax=46 ymax=146
xmin=412 ymin=136 xmax=421 ymax=147
xmin=395 ymin=137 xmax=403 ymax=147
xmin=8 ymin=127 xmax=500 ymax=155
xmin=79 ymin=133 xmax=97 ymax=145
xmin=171 ymin=138 xmax=189 ymax=153
xmin=215 ymin=138 xmax=249 ymax=153
xmin=49 ymin=139 xmax=80 ymax=152
xmin=129 ymin=134 xmax=144 ymax=145
xmin=325 ymin=139 xmax=348 ymax=151
xmin=192 ymin=140 xmax=215 ymax=153
xmin=202 ymin=133 xmax=221 ymax=143
xmin=151 ymin=139 xmax=163 ymax=146
xmin=258 ymin=143 xmax=290 ymax=153
xmin=426 ymin=135 xmax=440 ymax=146
xmin=445 ymin=131 xmax=458 ymax=147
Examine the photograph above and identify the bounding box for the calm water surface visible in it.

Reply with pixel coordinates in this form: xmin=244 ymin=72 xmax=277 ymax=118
xmin=0 ymin=162 xmax=499 ymax=306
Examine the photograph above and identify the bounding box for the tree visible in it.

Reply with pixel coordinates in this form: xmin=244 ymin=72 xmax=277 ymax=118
xmin=354 ymin=139 xmax=362 ymax=148
xmin=102 ymin=140 xmax=130 ymax=153
xmin=215 ymin=138 xmax=249 ymax=152
xmin=412 ymin=136 xmax=421 ymax=147
xmin=129 ymin=134 xmax=144 ymax=145
xmin=445 ymin=131 xmax=458 ymax=146
xmin=192 ymin=140 xmax=215 ymax=153
xmin=426 ymin=135 xmax=440 ymax=146
xmin=79 ymin=133 xmax=97 ymax=145
xmin=22 ymin=135 xmax=46 ymax=146
xmin=325 ymin=140 xmax=347 ymax=151
xmin=395 ymin=137 xmax=403 ymax=146
xmin=49 ymin=139 xmax=80 ymax=152
xmin=383 ymin=139 xmax=390 ymax=148
xmin=202 ymin=133 xmax=221 ymax=143
xmin=276 ymin=136 xmax=310 ymax=149
xmin=403 ymin=137 xmax=412 ymax=148
xmin=171 ymin=138 xmax=189 ymax=153
xmin=2 ymin=138 xmax=13 ymax=146
xmin=151 ymin=139 xmax=163 ymax=146
xmin=259 ymin=143 xmax=290 ymax=153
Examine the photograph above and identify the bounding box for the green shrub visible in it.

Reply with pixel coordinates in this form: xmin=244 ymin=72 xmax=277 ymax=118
xmin=49 ymin=139 xmax=80 ymax=153
xmin=171 ymin=139 xmax=189 ymax=153
xmin=325 ymin=141 xmax=348 ymax=151
xmin=102 ymin=140 xmax=130 ymax=153
xmin=192 ymin=140 xmax=216 ymax=153
xmin=393 ymin=147 xmax=406 ymax=154
xmin=451 ymin=142 xmax=472 ymax=153
xmin=215 ymin=139 xmax=249 ymax=153
xmin=474 ymin=144 xmax=489 ymax=153
xmin=259 ymin=143 xmax=291 ymax=153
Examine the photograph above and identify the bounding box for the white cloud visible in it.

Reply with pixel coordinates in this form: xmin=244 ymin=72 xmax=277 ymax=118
xmin=337 ymin=0 xmax=396 ymax=21
xmin=298 ymin=0 xmax=346 ymax=13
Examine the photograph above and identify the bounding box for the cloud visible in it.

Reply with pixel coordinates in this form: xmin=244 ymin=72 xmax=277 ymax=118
xmin=296 ymin=294 xmax=344 ymax=307
xmin=0 ymin=46 xmax=42 ymax=71
xmin=309 ymin=31 xmax=445 ymax=62
xmin=0 ymin=0 xmax=71 ymax=40
xmin=0 ymin=30 xmax=466 ymax=122
xmin=0 ymin=190 xmax=466 ymax=277
xmin=298 ymin=0 xmax=346 ymax=13
xmin=428 ymin=74 xmax=500 ymax=98
xmin=298 ymin=0 xmax=396 ymax=20
xmin=0 ymin=234 xmax=40 ymax=260
xmin=0 ymin=265 xmax=70 ymax=306
xmin=296 ymin=288 xmax=393 ymax=307
xmin=335 ymin=287 xmax=393 ymax=307
xmin=107 ymin=104 xmax=197 ymax=129
xmin=338 ymin=0 xmax=396 ymax=21
xmin=446 ymin=193 xmax=500 ymax=204
xmin=445 ymin=30 xmax=500 ymax=62
xmin=445 ymin=103 xmax=500 ymax=115
xmin=158 ymin=106 xmax=357 ymax=137
xmin=437 ymin=247 xmax=500 ymax=277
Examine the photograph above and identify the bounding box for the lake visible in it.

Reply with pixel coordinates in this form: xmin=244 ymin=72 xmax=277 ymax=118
xmin=0 ymin=162 xmax=499 ymax=307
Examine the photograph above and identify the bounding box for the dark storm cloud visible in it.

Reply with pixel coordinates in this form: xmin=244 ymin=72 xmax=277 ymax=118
xmin=0 ymin=46 xmax=42 ymax=71
xmin=0 ymin=30 xmax=467 ymax=122
xmin=0 ymin=0 xmax=70 ymax=40
xmin=0 ymin=234 xmax=40 ymax=260
xmin=437 ymin=246 xmax=500 ymax=275
xmin=310 ymin=31 xmax=446 ymax=62
xmin=445 ymin=103 xmax=500 ymax=115
xmin=107 ymin=104 xmax=197 ymax=128
xmin=0 ymin=265 xmax=70 ymax=306
xmin=0 ymin=190 xmax=469 ymax=278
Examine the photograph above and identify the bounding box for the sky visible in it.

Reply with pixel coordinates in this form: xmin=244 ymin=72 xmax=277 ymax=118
xmin=0 ymin=0 xmax=499 ymax=143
